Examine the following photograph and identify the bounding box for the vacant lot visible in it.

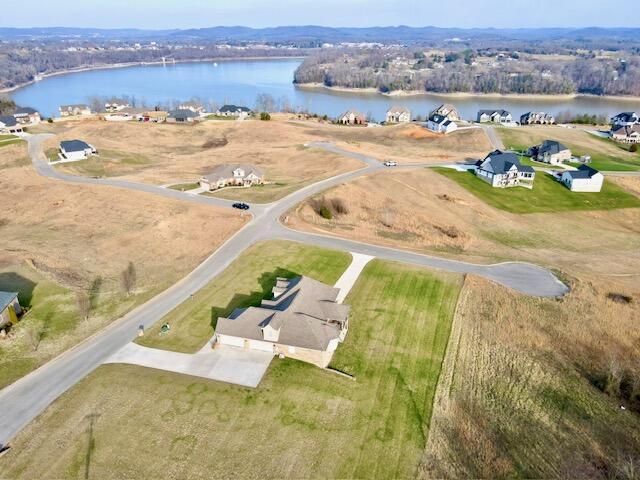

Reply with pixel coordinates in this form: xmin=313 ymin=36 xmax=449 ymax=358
xmin=421 ymin=274 xmax=640 ymax=478
xmin=288 ymin=168 xmax=640 ymax=290
xmin=0 ymin=142 xmax=246 ymax=388
xmin=498 ymin=125 xmax=640 ymax=171
xmin=435 ymin=168 xmax=640 ymax=213
xmin=296 ymin=121 xmax=492 ymax=164
xmin=42 ymin=117 xmax=363 ymax=202
xmin=0 ymin=253 xmax=462 ymax=479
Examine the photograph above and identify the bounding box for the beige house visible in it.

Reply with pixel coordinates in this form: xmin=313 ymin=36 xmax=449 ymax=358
xmin=143 ymin=111 xmax=169 ymax=123
xmin=59 ymin=104 xmax=92 ymax=117
xmin=337 ymin=110 xmax=366 ymax=125
xmin=177 ymin=102 xmax=206 ymax=115
xmin=475 ymin=150 xmax=536 ymax=189
xmin=13 ymin=107 xmax=41 ymax=125
xmin=431 ymin=104 xmax=460 ymax=121
xmin=611 ymin=125 xmax=640 ymax=144
xmin=103 ymin=107 xmax=145 ymax=122
xmin=520 ymin=111 xmax=555 ymax=125
xmin=215 ymin=276 xmax=350 ymax=368
xmin=199 ymin=164 xmax=265 ymax=191
xmin=532 ymin=140 xmax=572 ymax=165
xmin=386 ymin=107 xmax=411 ymax=123
xmin=0 ymin=292 xmax=21 ymax=327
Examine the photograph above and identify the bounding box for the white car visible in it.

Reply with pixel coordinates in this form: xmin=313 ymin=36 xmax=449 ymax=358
xmin=384 ymin=160 xmax=398 ymax=167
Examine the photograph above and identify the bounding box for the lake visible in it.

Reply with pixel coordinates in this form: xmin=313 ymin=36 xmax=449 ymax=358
xmin=9 ymin=58 xmax=640 ymax=121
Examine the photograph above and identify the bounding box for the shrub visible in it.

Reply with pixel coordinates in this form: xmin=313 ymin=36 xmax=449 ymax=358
xmin=331 ymin=198 xmax=348 ymax=215
xmin=260 ymin=112 xmax=271 ymax=121
xmin=320 ymin=205 xmax=333 ymax=219
xmin=630 ymin=144 xmax=638 ymax=153
xmin=47 ymin=117 xmax=53 ymax=123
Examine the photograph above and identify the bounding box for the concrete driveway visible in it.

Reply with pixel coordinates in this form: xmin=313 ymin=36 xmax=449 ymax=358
xmin=105 ymin=342 xmax=273 ymax=388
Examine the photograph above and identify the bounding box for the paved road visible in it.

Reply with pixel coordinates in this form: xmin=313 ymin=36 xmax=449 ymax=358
xmin=0 ymin=134 xmax=569 ymax=445
xmin=480 ymin=124 xmax=505 ymax=150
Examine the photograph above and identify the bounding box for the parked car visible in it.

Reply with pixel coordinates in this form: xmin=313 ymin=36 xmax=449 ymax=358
xmin=384 ymin=160 xmax=398 ymax=167
xmin=232 ymin=202 xmax=250 ymax=210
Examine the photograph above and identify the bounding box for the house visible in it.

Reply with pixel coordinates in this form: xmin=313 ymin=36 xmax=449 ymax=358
xmin=199 ymin=164 xmax=265 ymax=191
xmin=12 ymin=107 xmax=41 ymax=125
xmin=530 ymin=140 xmax=572 ymax=165
xmin=167 ymin=109 xmax=199 ymax=123
xmin=143 ymin=111 xmax=168 ymax=123
xmin=520 ymin=111 xmax=555 ymax=125
xmin=477 ymin=109 xmax=512 ymax=124
xmin=426 ymin=113 xmax=458 ymax=134
xmin=386 ymin=107 xmax=411 ymax=123
xmin=559 ymin=165 xmax=604 ymax=192
xmin=59 ymin=104 xmax=92 ymax=117
xmin=431 ymin=104 xmax=460 ymax=121
xmin=611 ymin=125 xmax=640 ymax=144
xmin=104 ymin=99 xmax=131 ymax=112
xmin=215 ymin=276 xmax=350 ymax=368
xmin=103 ymin=107 xmax=145 ymax=122
xmin=0 ymin=291 xmax=22 ymax=327
xmin=611 ymin=112 xmax=639 ymax=128
xmin=177 ymin=102 xmax=206 ymax=115
xmin=59 ymin=140 xmax=98 ymax=162
xmin=216 ymin=105 xmax=252 ymax=118
xmin=475 ymin=150 xmax=535 ymax=188
xmin=0 ymin=115 xmax=23 ymax=134
xmin=337 ymin=110 xmax=367 ymax=125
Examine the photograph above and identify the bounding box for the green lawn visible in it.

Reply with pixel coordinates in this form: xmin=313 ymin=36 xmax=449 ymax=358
xmin=137 ymin=241 xmax=352 ymax=352
xmin=435 ymin=168 xmax=640 ymax=214
xmin=205 ymin=114 xmax=237 ymax=121
xmin=167 ymin=182 xmax=200 ymax=191
xmin=519 ymin=157 xmax=564 ymax=170
xmin=0 ymin=136 xmax=25 ymax=148
xmin=54 ymin=149 xmax=151 ymax=177
xmin=0 ymin=249 xmax=462 ymax=479
xmin=204 ymin=182 xmax=302 ymax=203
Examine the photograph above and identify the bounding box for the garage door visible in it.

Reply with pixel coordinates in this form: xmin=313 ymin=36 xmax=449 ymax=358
xmin=249 ymin=340 xmax=274 ymax=352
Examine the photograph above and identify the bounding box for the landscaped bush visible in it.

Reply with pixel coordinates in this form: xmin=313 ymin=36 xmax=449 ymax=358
xmin=260 ymin=112 xmax=271 ymax=121
xmin=309 ymin=196 xmax=347 ymax=219
xmin=320 ymin=205 xmax=333 ymax=219
xmin=630 ymin=144 xmax=638 ymax=153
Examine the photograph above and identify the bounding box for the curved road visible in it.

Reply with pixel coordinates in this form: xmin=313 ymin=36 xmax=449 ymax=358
xmin=0 ymin=134 xmax=568 ymax=445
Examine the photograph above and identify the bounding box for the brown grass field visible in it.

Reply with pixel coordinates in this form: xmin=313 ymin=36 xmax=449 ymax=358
xmin=288 ymin=168 xmax=640 ymax=291
xmin=421 ymin=274 xmax=640 ymax=479
xmin=0 ymin=142 xmax=247 ymax=387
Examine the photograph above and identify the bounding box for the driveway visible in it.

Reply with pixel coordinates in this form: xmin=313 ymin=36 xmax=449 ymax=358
xmin=105 ymin=342 xmax=273 ymax=388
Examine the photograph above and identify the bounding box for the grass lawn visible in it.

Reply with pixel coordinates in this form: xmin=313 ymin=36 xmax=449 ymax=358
xmin=519 ymin=156 xmax=565 ymax=170
xmin=0 ymin=253 xmax=462 ymax=479
xmin=54 ymin=149 xmax=151 ymax=177
xmin=204 ymin=182 xmax=302 ymax=203
xmin=167 ymin=182 xmax=200 ymax=191
xmin=0 ymin=138 xmax=25 ymax=148
xmin=137 ymin=241 xmax=352 ymax=352
xmin=435 ymin=168 xmax=640 ymax=214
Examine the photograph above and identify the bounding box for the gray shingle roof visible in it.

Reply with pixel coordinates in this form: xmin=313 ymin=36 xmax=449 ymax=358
xmin=13 ymin=107 xmax=38 ymax=115
xmin=0 ymin=291 xmax=18 ymax=312
xmin=201 ymin=164 xmax=264 ymax=182
xmin=565 ymin=164 xmax=600 ymax=179
xmin=483 ymin=150 xmax=534 ymax=174
xmin=168 ymin=109 xmax=198 ymax=119
xmin=538 ymin=140 xmax=570 ymax=155
xmin=60 ymin=140 xmax=92 ymax=152
xmin=218 ymin=105 xmax=251 ymax=113
xmin=0 ymin=115 xmax=18 ymax=127
xmin=216 ymin=276 xmax=349 ymax=351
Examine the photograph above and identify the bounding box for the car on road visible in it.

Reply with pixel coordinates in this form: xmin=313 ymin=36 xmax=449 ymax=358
xmin=232 ymin=202 xmax=250 ymax=210
xmin=384 ymin=160 xmax=398 ymax=167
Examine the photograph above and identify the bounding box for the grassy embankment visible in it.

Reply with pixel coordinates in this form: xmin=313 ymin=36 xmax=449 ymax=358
xmin=435 ymin=168 xmax=640 ymax=214
xmin=1 ymin=241 xmax=462 ymax=479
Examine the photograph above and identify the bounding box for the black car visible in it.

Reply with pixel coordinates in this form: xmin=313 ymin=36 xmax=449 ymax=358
xmin=232 ymin=202 xmax=250 ymax=210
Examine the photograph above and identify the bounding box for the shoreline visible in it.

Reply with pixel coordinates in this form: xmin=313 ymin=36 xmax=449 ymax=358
xmin=294 ymin=82 xmax=640 ymax=102
xmin=1 ymin=56 xmax=306 ymax=94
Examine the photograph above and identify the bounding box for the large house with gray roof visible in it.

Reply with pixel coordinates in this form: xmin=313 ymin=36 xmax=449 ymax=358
xmin=611 ymin=112 xmax=639 ymax=128
xmin=216 ymin=105 xmax=252 ymax=118
xmin=199 ymin=164 xmax=265 ymax=191
xmin=59 ymin=140 xmax=97 ymax=162
xmin=426 ymin=113 xmax=458 ymax=134
xmin=215 ymin=276 xmax=350 ymax=368
xmin=475 ymin=150 xmax=535 ymax=188
xmin=0 ymin=115 xmax=22 ymax=134
xmin=530 ymin=140 xmax=572 ymax=165
xmin=559 ymin=165 xmax=603 ymax=192
xmin=477 ymin=109 xmax=512 ymax=124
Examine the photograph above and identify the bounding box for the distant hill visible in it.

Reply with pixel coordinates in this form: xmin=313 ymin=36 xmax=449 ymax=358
xmin=1 ymin=25 xmax=639 ymax=44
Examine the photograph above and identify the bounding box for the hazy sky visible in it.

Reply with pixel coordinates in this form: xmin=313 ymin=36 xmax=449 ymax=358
xmin=1 ymin=0 xmax=634 ymax=29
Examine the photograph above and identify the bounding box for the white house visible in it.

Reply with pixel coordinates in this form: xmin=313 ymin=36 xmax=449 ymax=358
xmin=475 ymin=150 xmax=535 ymax=189
xmin=560 ymin=165 xmax=604 ymax=192
xmin=104 ymin=99 xmax=131 ymax=112
xmin=531 ymin=140 xmax=572 ymax=165
xmin=477 ymin=109 xmax=512 ymax=124
xmin=611 ymin=112 xmax=639 ymax=128
xmin=177 ymin=102 xmax=206 ymax=115
xmin=58 ymin=140 xmax=97 ymax=162
xmin=215 ymin=276 xmax=350 ymax=368
xmin=520 ymin=111 xmax=555 ymax=125
xmin=337 ymin=110 xmax=366 ymax=125
xmin=103 ymin=107 xmax=145 ymax=122
xmin=216 ymin=105 xmax=252 ymax=118
xmin=59 ymin=104 xmax=92 ymax=117
xmin=12 ymin=107 xmax=41 ymax=125
xmin=431 ymin=104 xmax=460 ymax=121
xmin=426 ymin=113 xmax=458 ymax=134
xmin=167 ymin=109 xmax=199 ymax=123
xmin=0 ymin=115 xmax=23 ymax=134
xmin=199 ymin=164 xmax=265 ymax=191
xmin=386 ymin=107 xmax=411 ymax=123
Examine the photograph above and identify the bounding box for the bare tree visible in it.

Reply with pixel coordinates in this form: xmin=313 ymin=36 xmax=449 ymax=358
xmin=26 ymin=324 xmax=45 ymax=351
xmin=255 ymin=93 xmax=276 ymax=112
xmin=77 ymin=292 xmax=90 ymax=322
xmin=121 ymin=262 xmax=137 ymax=296
xmin=380 ymin=207 xmax=397 ymax=228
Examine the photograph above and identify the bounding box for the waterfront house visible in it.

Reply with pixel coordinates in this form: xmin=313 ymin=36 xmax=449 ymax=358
xmin=167 ymin=109 xmax=199 ymax=123
xmin=199 ymin=164 xmax=265 ymax=191
xmin=520 ymin=111 xmax=555 ymax=125
xmin=216 ymin=105 xmax=252 ymax=118
xmin=611 ymin=125 xmax=640 ymax=144
xmin=559 ymin=165 xmax=603 ymax=192
xmin=215 ymin=276 xmax=350 ymax=368
xmin=431 ymin=104 xmax=460 ymax=121
xmin=337 ymin=110 xmax=367 ymax=125
xmin=475 ymin=150 xmax=535 ymax=188
xmin=426 ymin=113 xmax=458 ymax=134
xmin=530 ymin=140 xmax=572 ymax=165
xmin=104 ymin=99 xmax=131 ymax=112
xmin=59 ymin=104 xmax=92 ymax=117
xmin=0 ymin=291 xmax=22 ymax=327
xmin=386 ymin=107 xmax=411 ymax=123
xmin=103 ymin=107 xmax=145 ymax=122
xmin=477 ymin=109 xmax=512 ymax=124
xmin=12 ymin=107 xmax=41 ymax=125
xmin=177 ymin=102 xmax=206 ymax=115
xmin=611 ymin=112 xmax=639 ymax=128
xmin=59 ymin=140 xmax=98 ymax=162
xmin=0 ymin=115 xmax=23 ymax=134
xmin=143 ymin=110 xmax=168 ymax=123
